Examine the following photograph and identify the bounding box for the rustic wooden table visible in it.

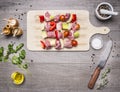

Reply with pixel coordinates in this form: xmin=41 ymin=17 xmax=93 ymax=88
xmin=0 ymin=0 xmax=120 ymax=92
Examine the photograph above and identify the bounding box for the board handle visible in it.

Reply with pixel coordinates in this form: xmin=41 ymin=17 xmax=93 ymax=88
xmin=93 ymin=27 xmax=110 ymax=34
xmin=88 ymin=67 xmax=101 ymax=89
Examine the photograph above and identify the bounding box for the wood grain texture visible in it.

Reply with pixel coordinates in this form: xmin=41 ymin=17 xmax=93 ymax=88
xmin=0 ymin=0 xmax=120 ymax=92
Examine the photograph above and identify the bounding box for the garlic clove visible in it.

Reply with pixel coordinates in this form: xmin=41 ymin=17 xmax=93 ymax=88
xmin=2 ymin=27 xmax=11 ymax=35
xmin=12 ymin=28 xmax=23 ymax=37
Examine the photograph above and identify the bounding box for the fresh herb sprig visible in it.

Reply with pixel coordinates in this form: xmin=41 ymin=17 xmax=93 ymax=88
xmin=0 ymin=47 xmax=4 ymax=61
xmin=97 ymin=68 xmax=111 ymax=90
xmin=0 ymin=43 xmax=28 ymax=70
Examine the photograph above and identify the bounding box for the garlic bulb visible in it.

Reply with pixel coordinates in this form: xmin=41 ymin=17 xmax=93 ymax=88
xmin=3 ymin=18 xmax=19 ymax=27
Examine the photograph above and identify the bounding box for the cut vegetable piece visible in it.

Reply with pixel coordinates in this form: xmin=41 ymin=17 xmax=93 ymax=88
xmin=42 ymin=31 xmax=47 ymax=38
xmin=39 ymin=15 xmax=44 ymax=23
xmin=50 ymin=16 xmax=54 ymax=20
xmin=49 ymin=21 xmax=56 ymax=31
xmin=62 ymin=23 xmax=69 ymax=30
xmin=74 ymin=31 xmax=80 ymax=38
xmin=40 ymin=41 xmax=46 ymax=49
xmin=71 ymin=14 xmax=77 ymax=23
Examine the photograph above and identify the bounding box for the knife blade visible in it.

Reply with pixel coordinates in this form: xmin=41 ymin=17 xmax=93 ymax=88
xmin=88 ymin=40 xmax=113 ymax=89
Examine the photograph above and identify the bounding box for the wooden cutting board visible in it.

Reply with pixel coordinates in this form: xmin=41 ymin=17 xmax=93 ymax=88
xmin=27 ymin=10 xmax=110 ymax=51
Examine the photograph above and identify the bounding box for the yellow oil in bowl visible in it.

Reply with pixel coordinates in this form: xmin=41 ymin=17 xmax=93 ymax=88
xmin=11 ymin=72 xmax=25 ymax=85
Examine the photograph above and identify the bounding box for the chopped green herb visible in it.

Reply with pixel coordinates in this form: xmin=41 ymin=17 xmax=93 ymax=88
xmin=0 ymin=57 xmax=2 ymax=61
xmin=8 ymin=44 xmax=16 ymax=53
xmin=16 ymin=43 xmax=24 ymax=52
xmin=97 ymin=68 xmax=111 ymax=90
xmin=0 ymin=47 xmax=4 ymax=61
xmin=22 ymin=63 xmax=28 ymax=69
xmin=19 ymin=49 xmax=26 ymax=59
xmin=12 ymin=56 xmax=22 ymax=65
xmin=0 ymin=43 xmax=28 ymax=70
xmin=21 ymin=49 xmax=26 ymax=55
xmin=0 ymin=47 xmax=4 ymax=56
xmin=101 ymin=68 xmax=111 ymax=79
xmin=3 ymin=56 xmax=9 ymax=62
xmin=97 ymin=78 xmax=109 ymax=90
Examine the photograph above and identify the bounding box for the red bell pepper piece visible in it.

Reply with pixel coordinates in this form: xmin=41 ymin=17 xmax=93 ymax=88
xmin=71 ymin=14 xmax=76 ymax=23
xmin=39 ymin=15 xmax=44 ymax=23
xmin=40 ymin=41 xmax=46 ymax=49
xmin=49 ymin=21 xmax=56 ymax=31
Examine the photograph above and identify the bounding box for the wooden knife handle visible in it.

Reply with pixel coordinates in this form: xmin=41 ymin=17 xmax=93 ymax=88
xmin=88 ymin=67 xmax=101 ymax=89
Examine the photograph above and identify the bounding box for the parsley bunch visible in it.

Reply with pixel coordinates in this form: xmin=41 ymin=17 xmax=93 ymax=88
xmin=0 ymin=43 xmax=28 ymax=69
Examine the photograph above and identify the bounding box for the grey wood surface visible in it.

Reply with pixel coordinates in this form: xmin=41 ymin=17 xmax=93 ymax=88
xmin=0 ymin=0 xmax=120 ymax=92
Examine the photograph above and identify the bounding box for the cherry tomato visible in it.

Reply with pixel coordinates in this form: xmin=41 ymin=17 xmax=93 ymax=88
xmin=64 ymin=31 xmax=69 ymax=37
xmin=59 ymin=15 xmax=66 ymax=22
xmin=71 ymin=40 xmax=78 ymax=47
xmin=75 ymin=24 xmax=80 ymax=30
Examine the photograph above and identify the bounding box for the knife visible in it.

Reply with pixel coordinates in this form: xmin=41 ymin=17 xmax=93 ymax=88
xmin=88 ymin=40 xmax=113 ymax=89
